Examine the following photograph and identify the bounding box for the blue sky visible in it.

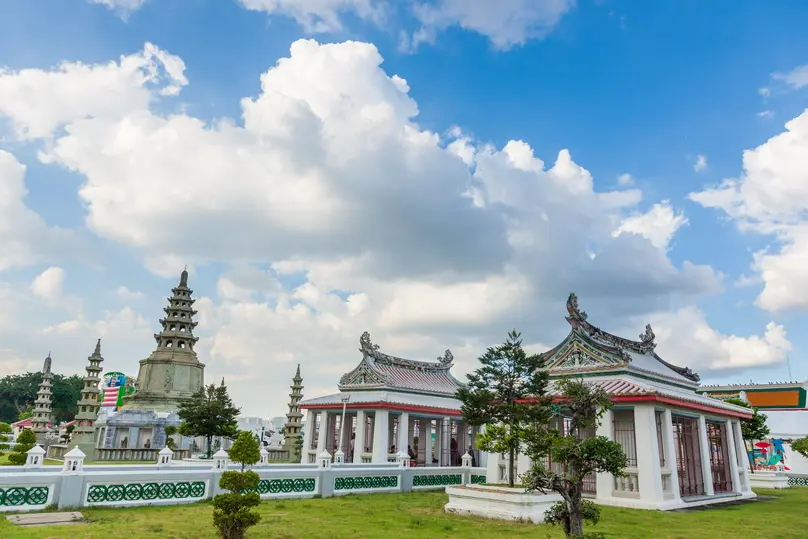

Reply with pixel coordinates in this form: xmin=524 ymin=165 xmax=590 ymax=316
xmin=1 ymin=0 xmax=807 ymax=415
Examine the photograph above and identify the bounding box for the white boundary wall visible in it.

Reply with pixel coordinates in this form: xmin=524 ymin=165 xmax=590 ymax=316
xmin=0 ymin=460 xmax=487 ymax=512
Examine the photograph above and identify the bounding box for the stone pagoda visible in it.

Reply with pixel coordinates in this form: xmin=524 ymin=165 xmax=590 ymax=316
xmin=31 ymin=354 xmax=54 ymax=444
xmin=97 ymin=269 xmax=204 ymax=459
xmin=70 ymin=339 xmax=104 ymax=455
xmin=124 ymin=267 xmax=205 ymax=411
xmin=282 ymin=365 xmax=304 ymax=459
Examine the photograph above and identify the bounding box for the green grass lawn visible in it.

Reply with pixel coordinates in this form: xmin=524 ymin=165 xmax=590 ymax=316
xmin=0 ymin=488 xmax=803 ymax=539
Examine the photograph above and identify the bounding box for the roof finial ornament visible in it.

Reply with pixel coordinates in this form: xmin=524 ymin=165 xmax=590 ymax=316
xmin=639 ymin=324 xmax=656 ymax=349
xmin=359 ymin=331 xmax=379 ymax=353
xmin=565 ymin=292 xmax=588 ymax=328
xmin=180 ymin=266 xmax=188 ymax=287
xmin=94 ymin=338 xmax=101 ymax=356
xmin=438 ymin=349 xmax=453 ymax=366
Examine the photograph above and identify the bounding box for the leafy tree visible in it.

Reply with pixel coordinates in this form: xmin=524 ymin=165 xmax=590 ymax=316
xmin=792 ymin=437 xmax=808 ymax=459
xmin=178 ymin=381 xmax=240 ymax=458
xmin=0 ymin=421 xmax=11 ymax=452
xmin=228 ymin=431 xmax=261 ymax=472
xmin=725 ymin=397 xmax=769 ymax=473
xmin=0 ymin=372 xmax=82 ymax=424
xmin=61 ymin=424 xmax=75 ymax=443
xmin=523 ymin=378 xmax=628 ymax=539
xmin=456 ymin=330 xmax=553 ymax=487
xmin=293 ymin=436 xmax=303 ymax=463
xmin=213 ymin=430 xmax=262 ymax=539
xmin=164 ymin=425 xmax=178 ymax=449
xmin=8 ymin=429 xmax=37 ymax=465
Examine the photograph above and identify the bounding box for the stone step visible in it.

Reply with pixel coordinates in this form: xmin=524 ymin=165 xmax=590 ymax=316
xmin=6 ymin=512 xmax=84 ymax=527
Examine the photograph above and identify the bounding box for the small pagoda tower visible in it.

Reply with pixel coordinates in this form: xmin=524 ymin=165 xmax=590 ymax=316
xmin=71 ymin=339 xmax=104 ymax=455
xmin=31 ymin=354 xmax=54 ymax=444
xmin=123 ymin=268 xmax=205 ymax=411
xmin=282 ymin=365 xmax=304 ymax=458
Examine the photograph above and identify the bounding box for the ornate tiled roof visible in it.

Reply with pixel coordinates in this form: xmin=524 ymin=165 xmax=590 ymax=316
xmin=543 ymin=293 xmax=700 ymax=384
xmin=335 ymin=332 xmax=464 ymax=397
xmin=547 ymin=377 xmax=753 ymax=417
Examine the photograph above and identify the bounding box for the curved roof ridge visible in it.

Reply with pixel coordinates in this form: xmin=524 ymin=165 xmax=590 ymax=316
xmin=564 ymin=293 xmax=700 ymax=383
xmin=359 ymin=331 xmax=454 ymax=372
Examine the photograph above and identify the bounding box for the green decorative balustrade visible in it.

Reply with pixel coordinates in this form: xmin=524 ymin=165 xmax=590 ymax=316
xmin=254 ymin=478 xmax=316 ymax=495
xmin=334 ymin=476 xmax=398 ymax=491
xmin=788 ymin=476 xmax=808 ymax=487
xmin=86 ymin=481 xmax=206 ymax=504
xmin=412 ymin=474 xmax=463 ymax=487
xmin=0 ymin=486 xmax=49 ymax=506
xmin=470 ymin=474 xmax=486 ymax=484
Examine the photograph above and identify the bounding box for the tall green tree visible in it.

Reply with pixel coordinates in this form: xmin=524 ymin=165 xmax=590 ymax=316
xmin=792 ymin=437 xmax=808 ymax=459
xmin=213 ymin=430 xmax=262 ymax=539
xmin=725 ymin=397 xmax=769 ymax=473
xmin=0 ymin=372 xmax=83 ymax=424
xmin=8 ymin=429 xmax=37 ymax=465
xmin=523 ymin=378 xmax=628 ymax=539
xmin=456 ymin=330 xmax=553 ymax=487
xmin=178 ymin=381 xmax=240 ymax=458
xmin=163 ymin=425 xmax=178 ymax=449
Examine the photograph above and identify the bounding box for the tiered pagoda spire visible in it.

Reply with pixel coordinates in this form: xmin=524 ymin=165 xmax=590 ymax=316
xmin=124 ymin=268 xmax=205 ymax=411
xmin=282 ymin=365 xmax=304 ymax=453
xmin=72 ymin=339 xmax=104 ymax=440
xmin=31 ymin=354 xmax=54 ymax=438
xmin=154 ymin=267 xmax=200 ymax=357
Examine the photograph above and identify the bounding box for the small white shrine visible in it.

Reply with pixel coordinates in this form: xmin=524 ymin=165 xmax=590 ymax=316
xmin=485 ymin=294 xmax=757 ymax=511
xmin=299 ymin=332 xmax=482 ymax=467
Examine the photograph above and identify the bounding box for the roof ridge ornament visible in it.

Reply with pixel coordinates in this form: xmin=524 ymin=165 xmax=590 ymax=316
xmin=359 ymin=331 xmax=380 ymax=353
xmin=639 ymin=324 xmax=656 ymax=350
xmin=566 ymin=292 xmax=588 ymax=328
xmin=438 ymin=349 xmax=453 ymax=366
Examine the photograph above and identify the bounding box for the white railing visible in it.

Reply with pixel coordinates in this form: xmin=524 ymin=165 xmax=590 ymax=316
xmin=0 ymin=452 xmax=487 ymax=511
xmin=613 ymin=468 xmax=640 ymax=498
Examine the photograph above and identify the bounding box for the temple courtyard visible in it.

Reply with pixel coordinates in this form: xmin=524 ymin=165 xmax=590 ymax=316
xmin=0 ymin=488 xmax=803 ymax=539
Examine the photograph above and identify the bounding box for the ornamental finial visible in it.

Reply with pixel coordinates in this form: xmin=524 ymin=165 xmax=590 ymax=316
xmin=438 ymin=349 xmax=453 ymax=365
xmin=359 ymin=331 xmax=379 ymax=353
xmin=639 ymin=324 xmax=656 ymax=347
xmin=566 ymin=292 xmax=588 ymax=325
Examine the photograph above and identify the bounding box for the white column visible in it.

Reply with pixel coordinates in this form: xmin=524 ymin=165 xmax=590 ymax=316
xmin=477 ymin=425 xmax=488 ymax=468
xmin=697 ymin=415 xmax=715 ymax=496
xmin=441 ymin=417 xmax=451 ymax=467
xmin=662 ymin=409 xmax=681 ymax=502
xmin=434 ymin=419 xmax=443 ymax=466
xmin=353 ymin=410 xmax=367 ymax=463
xmin=301 ymin=410 xmax=315 ymax=463
xmin=407 ymin=417 xmax=416 ymax=455
xmin=372 ymin=409 xmax=389 ymax=463
xmin=634 ymin=405 xmax=664 ymax=504
xmin=725 ymin=421 xmax=741 ymax=493
xmin=315 ymin=411 xmax=328 ymax=455
xmin=595 ymin=408 xmax=614 ymax=501
xmin=732 ymin=419 xmax=751 ymax=492
xmin=398 ymin=412 xmax=409 ymax=455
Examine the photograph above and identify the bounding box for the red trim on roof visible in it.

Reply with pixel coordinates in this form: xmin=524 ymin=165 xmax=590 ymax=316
xmin=301 ymin=402 xmax=462 ymax=416
xmin=611 ymin=395 xmax=753 ymax=419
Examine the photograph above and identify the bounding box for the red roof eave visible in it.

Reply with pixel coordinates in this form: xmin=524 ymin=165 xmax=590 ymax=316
xmin=516 ymin=395 xmax=753 ymax=419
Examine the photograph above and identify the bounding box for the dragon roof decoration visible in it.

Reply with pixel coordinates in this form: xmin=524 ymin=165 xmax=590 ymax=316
xmin=558 ymin=293 xmax=700 ymax=383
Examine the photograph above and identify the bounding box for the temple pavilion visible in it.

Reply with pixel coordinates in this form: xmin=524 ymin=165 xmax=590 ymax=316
xmin=485 ymin=293 xmax=757 ymax=510
xmin=299 ymin=332 xmax=479 ymax=466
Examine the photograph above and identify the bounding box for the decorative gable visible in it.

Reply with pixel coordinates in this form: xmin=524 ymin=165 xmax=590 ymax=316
xmin=339 ymin=361 xmax=387 ymax=388
xmin=547 ymin=340 xmax=628 ymax=373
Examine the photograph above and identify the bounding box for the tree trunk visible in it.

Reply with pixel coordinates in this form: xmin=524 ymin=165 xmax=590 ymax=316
xmin=207 ymin=435 xmax=213 ymax=459
xmin=567 ymin=490 xmax=584 ymax=538
xmin=508 ymin=445 xmax=516 ymax=487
